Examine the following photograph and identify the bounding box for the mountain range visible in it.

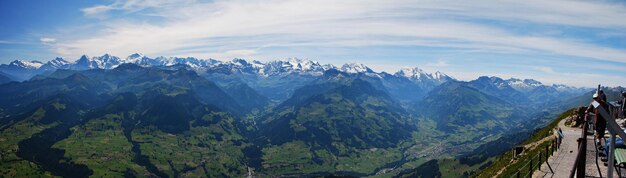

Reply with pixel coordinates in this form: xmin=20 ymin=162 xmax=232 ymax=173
xmin=0 ymin=53 xmax=602 ymax=177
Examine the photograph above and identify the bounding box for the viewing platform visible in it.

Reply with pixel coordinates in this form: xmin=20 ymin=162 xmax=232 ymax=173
xmin=533 ymin=119 xmax=625 ymax=177
xmin=534 ymin=106 xmax=625 ymax=178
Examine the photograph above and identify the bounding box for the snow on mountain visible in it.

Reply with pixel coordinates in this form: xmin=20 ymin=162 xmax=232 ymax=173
xmin=259 ymin=58 xmax=328 ymax=76
xmin=0 ymin=60 xmax=46 ymax=81
xmin=432 ymin=71 xmax=451 ymax=81
xmin=92 ymin=54 xmax=123 ymax=69
xmin=8 ymin=60 xmax=44 ymax=69
xmin=125 ymin=53 xmax=150 ymax=65
xmin=40 ymin=57 xmax=70 ymax=71
xmin=47 ymin=57 xmax=69 ymax=67
xmin=394 ymin=67 xmax=451 ymax=85
xmin=552 ymin=84 xmax=588 ymax=94
xmin=341 ymin=63 xmax=374 ymax=74
xmin=395 ymin=67 xmax=428 ymax=80
xmin=505 ymin=78 xmax=544 ymax=92
xmin=285 ymin=58 xmax=317 ymax=71
xmin=71 ymin=55 xmax=94 ymax=70
xmin=0 ymin=53 xmax=583 ymax=95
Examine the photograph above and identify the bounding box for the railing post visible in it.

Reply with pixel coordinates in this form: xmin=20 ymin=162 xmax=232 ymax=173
xmin=530 ymin=158 xmax=533 ymax=174
xmin=553 ymin=140 xmax=556 ymax=155
xmin=608 ymin=133 xmax=616 ymax=178
xmin=516 ymin=170 xmax=520 ymax=178
xmin=539 ymin=152 xmax=542 ymax=171
xmin=545 ymin=145 xmax=549 ymax=159
xmin=578 ymin=120 xmax=588 ymax=178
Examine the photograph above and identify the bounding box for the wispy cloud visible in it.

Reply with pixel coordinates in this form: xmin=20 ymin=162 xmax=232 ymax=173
xmin=43 ymin=0 xmax=626 ymax=87
xmin=39 ymin=37 xmax=56 ymax=45
xmin=62 ymin=0 xmax=626 ymax=62
xmin=81 ymin=0 xmax=194 ymax=18
xmin=0 ymin=40 xmax=16 ymax=44
xmin=81 ymin=5 xmax=114 ymax=18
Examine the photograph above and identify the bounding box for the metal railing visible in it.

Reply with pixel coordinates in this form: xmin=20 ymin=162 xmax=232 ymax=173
xmin=508 ymin=138 xmax=561 ymax=178
xmin=569 ymin=113 xmax=591 ymax=178
xmin=570 ymin=93 xmax=626 ymax=178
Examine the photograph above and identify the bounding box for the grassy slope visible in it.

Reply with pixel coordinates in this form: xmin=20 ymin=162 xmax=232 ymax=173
xmin=472 ymin=108 xmax=575 ymax=177
xmin=0 ymin=108 xmax=57 ymax=177
xmin=52 ymin=114 xmax=149 ymax=177
xmin=131 ymin=112 xmax=248 ymax=177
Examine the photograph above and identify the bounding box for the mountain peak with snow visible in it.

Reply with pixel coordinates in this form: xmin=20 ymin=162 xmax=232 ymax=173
xmin=395 ymin=67 xmax=426 ymax=79
xmin=9 ymin=60 xmax=44 ymax=69
xmin=0 ymin=53 xmax=582 ymax=95
xmin=341 ymin=63 xmax=373 ymax=74
xmin=127 ymin=53 xmax=144 ymax=59
xmin=505 ymin=78 xmax=544 ymax=92
xmin=433 ymin=71 xmax=450 ymax=80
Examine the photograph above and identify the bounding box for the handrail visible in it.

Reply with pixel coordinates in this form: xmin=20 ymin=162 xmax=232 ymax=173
xmin=569 ymin=114 xmax=589 ymax=178
xmin=508 ymin=138 xmax=560 ymax=178
xmin=569 ymin=100 xmax=624 ymax=178
xmin=594 ymin=100 xmax=624 ymax=178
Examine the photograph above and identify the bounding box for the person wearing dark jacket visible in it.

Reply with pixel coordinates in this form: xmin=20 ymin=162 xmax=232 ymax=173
xmin=587 ymin=93 xmax=609 ymax=149
xmin=599 ymin=89 xmax=607 ymax=102
xmin=619 ymin=91 xmax=626 ymax=118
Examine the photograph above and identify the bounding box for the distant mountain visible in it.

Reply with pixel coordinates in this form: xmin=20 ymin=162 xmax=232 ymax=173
xmin=0 ymin=54 xmax=456 ymax=102
xmin=219 ymin=82 xmax=271 ymax=112
xmin=505 ymin=78 xmax=542 ymax=93
xmin=260 ymin=77 xmax=414 ymax=152
xmin=0 ymin=64 xmax=252 ymax=116
xmin=39 ymin=57 xmax=70 ymax=71
xmin=0 ymin=71 xmax=13 ymax=84
xmin=415 ymin=81 xmax=523 ymax=132
xmin=560 ymin=86 xmax=625 ymax=109
xmin=466 ymin=76 xmax=529 ymax=105
xmin=0 ymin=60 xmax=45 ymax=80
xmin=395 ymin=67 xmax=453 ymax=88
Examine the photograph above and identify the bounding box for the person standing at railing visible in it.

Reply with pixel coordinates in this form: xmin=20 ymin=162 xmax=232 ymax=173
xmin=587 ymin=93 xmax=609 ymax=150
xmin=599 ymin=89 xmax=607 ymax=103
xmin=619 ymin=91 xmax=626 ymax=118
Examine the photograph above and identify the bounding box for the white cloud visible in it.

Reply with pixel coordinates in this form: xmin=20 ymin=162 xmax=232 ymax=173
xmin=81 ymin=0 xmax=194 ymax=17
xmin=60 ymin=0 xmax=626 ymax=62
xmin=39 ymin=37 xmax=56 ymax=45
xmin=81 ymin=5 xmax=114 ymax=17
xmin=46 ymin=0 xmax=626 ymax=86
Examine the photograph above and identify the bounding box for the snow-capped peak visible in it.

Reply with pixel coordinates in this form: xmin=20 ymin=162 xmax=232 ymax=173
xmin=48 ymin=57 xmax=69 ymax=66
xmin=522 ymin=79 xmax=542 ymax=86
xmin=432 ymin=71 xmax=450 ymax=80
xmin=77 ymin=55 xmax=90 ymax=62
xmin=126 ymin=53 xmax=146 ymax=63
xmin=341 ymin=63 xmax=373 ymax=74
xmin=127 ymin=53 xmax=144 ymax=59
xmin=9 ymin=60 xmax=44 ymax=69
xmin=285 ymin=58 xmax=323 ymax=72
xmin=505 ymin=78 xmax=543 ymax=91
xmin=395 ymin=67 xmax=426 ymax=79
xmin=230 ymin=58 xmax=249 ymax=66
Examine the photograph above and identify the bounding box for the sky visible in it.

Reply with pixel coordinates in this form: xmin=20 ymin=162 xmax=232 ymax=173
xmin=0 ymin=0 xmax=625 ymax=87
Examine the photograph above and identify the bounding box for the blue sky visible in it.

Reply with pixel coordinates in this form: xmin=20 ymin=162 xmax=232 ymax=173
xmin=1 ymin=0 xmax=625 ymax=87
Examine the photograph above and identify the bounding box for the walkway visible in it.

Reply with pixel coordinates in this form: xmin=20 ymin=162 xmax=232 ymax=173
xmin=533 ymin=119 xmax=623 ymax=178
xmin=533 ymin=119 xmax=581 ymax=178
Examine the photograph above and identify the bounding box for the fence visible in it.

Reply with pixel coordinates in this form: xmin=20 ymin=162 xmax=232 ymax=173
xmin=505 ymin=138 xmax=561 ymax=178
